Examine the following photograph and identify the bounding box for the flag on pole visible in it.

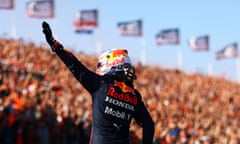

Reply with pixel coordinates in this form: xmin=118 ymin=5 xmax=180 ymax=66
xmin=73 ymin=9 xmax=98 ymax=33
xmin=26 ymin=0 xmax=54 ymax=18
xmin=216 ymin=42 xmax=238 ymax=60
xmin=188 ymin=35 xmax=209 ymax=51
xmin=156 ymin=28 xmax=179 ymax=45
xmin=117 ymin=19 xmax=142 ymax=36
xmin=0 ymin=0 xmax=14 ymax=9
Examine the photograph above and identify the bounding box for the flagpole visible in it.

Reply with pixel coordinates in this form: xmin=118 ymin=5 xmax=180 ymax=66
xmin=93 ymin=19 xmax=101 ymax=55
xmin=10 ymin=3 xmax=16 ymax=39
xmin=140 ymin=38 xmax=146 ymax=65
xmin=95 ymin=6 xmax=100 ymax=55
xmin=177 ymin=50 xmax=183 ymax=70
xmin=96 ymin=40 xmax=102 ymax=55
xmin=236 ymin=57 xmax=240 ymax=83
xmin=208 ymin=61 xmax=213 ymax=76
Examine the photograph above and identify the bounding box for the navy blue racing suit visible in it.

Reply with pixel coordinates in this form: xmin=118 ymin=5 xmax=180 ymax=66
xmin=51 ymin=41 xmax=154 ymax=144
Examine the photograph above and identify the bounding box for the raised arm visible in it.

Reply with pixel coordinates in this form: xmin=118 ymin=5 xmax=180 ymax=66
xmin=41 ymin=21 xmax=101 ymax=94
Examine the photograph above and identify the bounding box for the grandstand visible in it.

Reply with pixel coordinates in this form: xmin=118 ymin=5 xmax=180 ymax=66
xmin=0 ymin=38 xmax=239 ymax=143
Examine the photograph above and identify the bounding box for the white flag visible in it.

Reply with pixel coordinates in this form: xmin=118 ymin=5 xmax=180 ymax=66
xmin=0 ymin=0 xmax=13 ymax=9
xmin=189 ymin=35 xmax=209 ymax=51
xmin=27 ymin=0 xmax=54 ymax=18
xmin=216 ymin=43 xmax=238 ymax=60
xmin=156 ymin=28 xmax=179 ymax=45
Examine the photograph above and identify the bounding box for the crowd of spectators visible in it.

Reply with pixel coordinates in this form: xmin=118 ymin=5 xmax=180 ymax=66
xmin=0 ymin=38 xmax=239 ymax=144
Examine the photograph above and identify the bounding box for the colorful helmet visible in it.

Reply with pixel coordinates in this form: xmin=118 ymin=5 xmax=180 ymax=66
xmin=96 ymin=49 xmax=136 ymax=81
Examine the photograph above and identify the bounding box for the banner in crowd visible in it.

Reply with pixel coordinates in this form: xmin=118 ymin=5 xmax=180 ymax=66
xmin=188 ymin=35 xmax=209 ymax=51
xmin=73 ymin=9 xmax=98 ymax=33
xmin=216 ymin=42 xmax=238 ymax=60
xmin=26 ymin=0 xmax=54 ymax=18
xmin=0 ymin=0 xmax=14 ymax=9
xmin=117 ymin=19 xmax=142 ymax=36
xmin=156 ymin=28 xmax=179 ymax=45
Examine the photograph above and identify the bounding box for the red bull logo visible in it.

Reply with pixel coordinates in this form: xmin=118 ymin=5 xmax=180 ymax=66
xmin=113 ymin=81 xmax=135 ymax=95
xmin=107 ymin=87 xmax=137 ymax=105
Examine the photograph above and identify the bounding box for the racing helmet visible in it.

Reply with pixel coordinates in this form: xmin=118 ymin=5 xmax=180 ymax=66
xmin=96 ymin=49 xmax=137 ymax=82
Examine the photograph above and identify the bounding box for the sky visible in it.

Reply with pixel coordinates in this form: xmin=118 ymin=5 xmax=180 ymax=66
xmin=1 ymin=0 xmax=240 ymax=82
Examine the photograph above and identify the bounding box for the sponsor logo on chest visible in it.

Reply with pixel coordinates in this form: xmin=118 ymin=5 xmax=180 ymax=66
xmin=103 ymin=81 xmax=137 ymax=120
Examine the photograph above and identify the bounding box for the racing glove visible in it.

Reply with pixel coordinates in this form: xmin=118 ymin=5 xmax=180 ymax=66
xmin=42 ymin=21 xmax=62 ymax=51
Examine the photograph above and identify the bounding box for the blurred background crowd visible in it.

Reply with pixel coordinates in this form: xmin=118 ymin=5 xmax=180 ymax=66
xmin=0 ymin=38 xmax=239 ymax=144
